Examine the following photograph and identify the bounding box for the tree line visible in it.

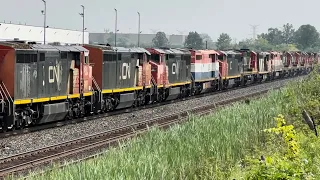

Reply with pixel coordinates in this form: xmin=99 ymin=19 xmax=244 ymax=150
xmin=103 ymin=23 xmax=320 ymax=52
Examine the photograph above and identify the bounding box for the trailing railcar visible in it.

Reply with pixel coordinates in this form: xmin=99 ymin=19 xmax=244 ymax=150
xmin=282 ymin=51 xmax=295 ymax=77
xmin=147 ymin=48 xmax=191 ymax=101
xmin=161 ymin=48 xmax=191 ymax=86
xmin=216 ymin=50 xmax=243 ymax=89
xmin=256 ymin=52 xmax=271 ymax=81
xmin=83 ymin=45 xmax=153 ymax=111
xmin=0 ymin=42 xmax=93 ymax=130
xmin=236 ymin=49 xmax=258 ymax=85
xmin=190 ymin=49 xmax=219 ymax=94
xmin=269 ymin=51 xmax=284 ymax=79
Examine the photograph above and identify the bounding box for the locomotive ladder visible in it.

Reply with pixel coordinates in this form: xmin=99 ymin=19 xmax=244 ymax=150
xmin=150 ymin=76 xmax=158 ymax=102
xmin=142 ymin=66 xmax=146 ymax=88
xmin=0 ymin=81 xmax=13 ymax=116
xmin=0 ymin=88 xmax=4 ymax=114
xmin=190 ymin=72 xmax=195 ymax=91
xmin=92 ymin=76 xmax=102 ymax=102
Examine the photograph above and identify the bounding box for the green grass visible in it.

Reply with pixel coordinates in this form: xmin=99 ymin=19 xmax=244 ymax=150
xmin=16 ymin=72 xmax=319 ymax=180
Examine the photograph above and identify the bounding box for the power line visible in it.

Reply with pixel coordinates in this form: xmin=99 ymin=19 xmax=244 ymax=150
xmin=249 ymin=24 xmax=259 ymax=40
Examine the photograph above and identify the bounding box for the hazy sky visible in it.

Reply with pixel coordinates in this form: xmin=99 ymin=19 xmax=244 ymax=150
xmin=1 ymin=0 xmax=318 ymax=41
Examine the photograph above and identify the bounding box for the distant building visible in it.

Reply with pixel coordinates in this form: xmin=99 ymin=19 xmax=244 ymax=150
xmin=89 ymin=32 xmax=187 ymax=47
xmin=0 ymin=22 xmax=88 ymax=44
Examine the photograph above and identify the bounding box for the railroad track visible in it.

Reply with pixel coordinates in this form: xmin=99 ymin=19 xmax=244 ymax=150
xmin=0 ymin=75 xmax=304 ymax=139
xmin=0 ymin=87 xmax=276 ymax=179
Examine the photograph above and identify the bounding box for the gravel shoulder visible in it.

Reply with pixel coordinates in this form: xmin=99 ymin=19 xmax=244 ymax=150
xmin=0 ymin=77 xmax=303 ymax=158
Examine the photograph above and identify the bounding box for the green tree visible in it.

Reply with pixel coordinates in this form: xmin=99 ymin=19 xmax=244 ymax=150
xmin=200 ymin=33 xmax=215 ymax=49
xmin=117 ymin=37 xmax=129 ymax=47
xmin=264 ymin=28 xmax=283 ymax=45
xmin=275 ymin=44 xmax=299 ymax=52
xmin=216 ymin=33 xmax=232 ymax=50
xmin=152 ymin=32 xmax=169 ymax=48
xmin=294 ymin=24 xmax=320 ymax=50
xmin=238 ymin=39 xmax=254 ymax=49
xmin=184 ymin=31 xmax=204 ymax=50
xmin=106 ymin=32 xmax=115 ymax=46
xmin=282 ymin=23 xmax=295 ymax=44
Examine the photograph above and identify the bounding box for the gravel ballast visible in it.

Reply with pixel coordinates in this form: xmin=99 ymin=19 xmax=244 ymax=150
xmin=0 ymin=77 xmax=303 ymax=158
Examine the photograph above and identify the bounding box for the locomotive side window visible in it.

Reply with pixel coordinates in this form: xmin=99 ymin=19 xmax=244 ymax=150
xmin=16 ymin=54 xmax=38 ymax=63
xmin=103 ymin=54 xmax=115 ymax=61
xmin=40 ymin=53 xmax=45 ymax=61
xmin=84 ymin=56 xmax=89 ymax=64
xmin=25 ymin=54 xmax=31 ymax=63
xmin=184 ymin=55 xmax=191 ymax=64
xmin=209 ymin=54 xmax=216 ymax=62
xmin=16 ymin=54 xmax=24 ymax=63
xmin=151 ymin=54 xmax=160 ymax=63
xmin=196 ymin=55 xmax=202 ymax=60
xmin=31 ymin=54 xmax=37 ymax=62
xmin=60 ymin=52 xmax=67 ymax=59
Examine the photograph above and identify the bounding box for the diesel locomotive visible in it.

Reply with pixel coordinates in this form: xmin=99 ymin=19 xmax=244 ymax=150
xmin=0 ymin=41 xmax=317 ymax=131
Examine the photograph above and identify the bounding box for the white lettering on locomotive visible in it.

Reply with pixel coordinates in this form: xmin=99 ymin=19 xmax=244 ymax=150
xmin=172 ymin=63 xmax=176 ymax=75
xmin=48 ymin=61 xmax=62 ymax=90
xmin=229 ymin=61 xmax=232 ymax=70
xmin=121 ymin=63 xmax=131 ymax=80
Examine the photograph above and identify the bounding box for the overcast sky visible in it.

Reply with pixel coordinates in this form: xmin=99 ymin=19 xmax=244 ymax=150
xmin=0 ymin=0 xmax=318 ymax=41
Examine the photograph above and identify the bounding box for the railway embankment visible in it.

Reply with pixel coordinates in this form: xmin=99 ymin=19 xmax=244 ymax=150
xmin=14 ymin=70 xmax=320 ymax=179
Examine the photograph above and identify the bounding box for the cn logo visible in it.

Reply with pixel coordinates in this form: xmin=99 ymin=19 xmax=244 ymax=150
xmin=48 ymin=61 xmax=62 ymax=90
xmin=121 ymin=63 xmax=131 ymax=79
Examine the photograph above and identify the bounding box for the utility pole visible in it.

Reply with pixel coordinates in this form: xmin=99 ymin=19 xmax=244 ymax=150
xmin=137 ymin=12 xmax=140 ymax=47
xmin=249 ymin=24 xmax=259 ymax=40
xmin=41 ymin=0 xmax=46 ymax=44
xmin=80 ymin=5 xmax=85 ymax=45
xmin=114 ymin=8 xmax=117 ymax=47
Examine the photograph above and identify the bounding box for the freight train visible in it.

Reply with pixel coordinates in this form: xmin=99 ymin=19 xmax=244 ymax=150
xmin=0 ymin=41 xmax=318 ymax=131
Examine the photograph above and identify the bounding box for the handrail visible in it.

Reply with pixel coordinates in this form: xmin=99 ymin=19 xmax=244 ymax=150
xmin=92 ymin=77 xmax=101 ymax=92
xmin=91 ymin=77 xmax=102 ymax=102
xmin=0 ymin=90 xmax=5 ymax=113
xmin=0 ymin=81 xmax=12 ymax=116
xmin=151 ymin=75 xmax=156 ymax=86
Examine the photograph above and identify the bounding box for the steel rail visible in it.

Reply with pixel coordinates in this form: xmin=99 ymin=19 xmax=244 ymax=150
xmin=0 ymin=87 xmax=276 ymax=178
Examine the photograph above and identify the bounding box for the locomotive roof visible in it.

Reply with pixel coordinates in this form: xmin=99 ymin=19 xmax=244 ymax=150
xmin=0 ymin=41 xmax=32 ymax=49
xmin=169 ymin=48 xmax=187 ymax=54
xmin=152 ymin=48 xmax=190 ymax=55
xmin=174 ymin=48 xmax=191 ymax=53
xmin=31 ymin=44 xmax=88 ymax=52
xmin=269 ymin=51 xmax=281 ymax=55
xmin=113 ymin=47 xmax=151 ymax=55
xmin=84 ymin=44 xmax=113 ymax=51
xmin=84 ymin=44 xmax=151 ymax=55
xmin=198 ymin=50 xmax=218 ymax=54
xmin=0 ymin=42 xmax=89 ymax=52
xmin=259 ymin=52 xmax=271 ymax=55
xmin=152 ymin=48 xmax=167 ymax=54
xmin=222 ymin=50 xmax=241 ymax=55
xmin=128 ymin=47 xmax=151 ymax=55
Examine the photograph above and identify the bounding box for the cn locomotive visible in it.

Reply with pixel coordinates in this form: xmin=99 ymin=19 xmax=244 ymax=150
xmin=0 ymin=41 xmax=318 ymax=131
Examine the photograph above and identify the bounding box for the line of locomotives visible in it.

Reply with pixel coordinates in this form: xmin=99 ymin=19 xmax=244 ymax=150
xmin=0 ymin=41 xmax=318 ymax=131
